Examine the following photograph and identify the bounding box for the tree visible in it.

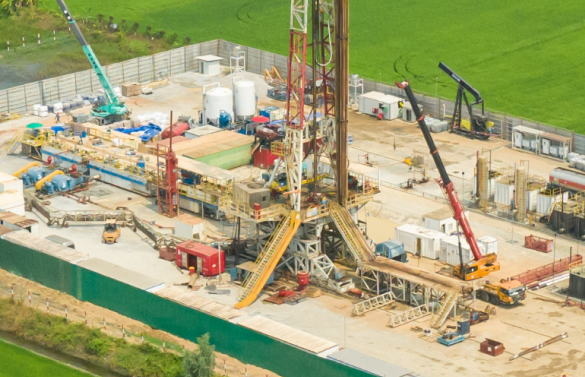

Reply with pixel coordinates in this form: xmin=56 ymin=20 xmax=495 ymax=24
xmin=183 ymin=334 xmax=215 ymax=377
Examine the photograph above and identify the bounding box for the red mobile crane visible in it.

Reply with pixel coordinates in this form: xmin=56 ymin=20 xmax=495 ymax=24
xmin=396 ymin=81 xmax=499 ymax=281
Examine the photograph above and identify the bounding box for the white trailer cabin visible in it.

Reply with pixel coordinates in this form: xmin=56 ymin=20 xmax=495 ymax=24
xmin=358 ymin=92 xmax=403 ymax=120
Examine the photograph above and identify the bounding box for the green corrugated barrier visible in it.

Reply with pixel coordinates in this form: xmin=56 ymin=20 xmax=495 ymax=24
xmin=0 ymin=239 xmax=374 ymax=377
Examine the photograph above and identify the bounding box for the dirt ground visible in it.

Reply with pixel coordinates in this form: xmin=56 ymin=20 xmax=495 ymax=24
xmin=0 ymin=268 xmax=279 ymax=377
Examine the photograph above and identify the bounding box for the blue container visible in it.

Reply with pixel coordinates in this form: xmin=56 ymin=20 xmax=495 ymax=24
xmin=137 ymin=161 xmax=146 ymax=169
xmin=81 ymin=131 xmax=87 ymax=138
xmin=457 ymin=319 xmax=470 ymax=335
xmin=348 ymin=135 xmax=354 ymax=144
xmin=259 ymin=106 xmax=278 ymax=118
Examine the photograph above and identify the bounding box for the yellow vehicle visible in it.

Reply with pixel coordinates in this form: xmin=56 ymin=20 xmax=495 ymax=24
xmin=476 ymin=279 xmax=526 ymax=305
xmin=453 ymin=253 xmax=500 ymax=281
xmin=102 ymin=219 xmax=121 ymax=244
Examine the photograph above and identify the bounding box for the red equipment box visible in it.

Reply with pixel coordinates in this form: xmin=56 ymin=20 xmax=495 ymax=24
xmin=176 ymin=241 xmax=225 ymax=276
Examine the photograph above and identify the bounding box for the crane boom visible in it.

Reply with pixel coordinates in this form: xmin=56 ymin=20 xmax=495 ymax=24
xmin=55 ymin=0 xmax=127 ymax=120
xmin=396 ymin=80 xmax=483 ymax=262
xmin=438 ymin=62 xmax=482 ymax=105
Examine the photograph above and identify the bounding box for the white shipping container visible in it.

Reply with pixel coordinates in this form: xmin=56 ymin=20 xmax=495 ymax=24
xmin=423 ymin=208 xmax=470 ymax=235
xmin=395 ymin=224 xmax=445 ymax=259
xmin=440 ymin=235 xmax=487 ymax=266
xmin=478 ymin=236 xmax=498 ymax=255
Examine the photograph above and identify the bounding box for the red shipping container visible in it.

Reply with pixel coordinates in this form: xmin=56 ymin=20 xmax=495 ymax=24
xmin=176 ymin=241 xmax=225 ymax=276
xmin=254 ymin=146 xmax=279 ymax=169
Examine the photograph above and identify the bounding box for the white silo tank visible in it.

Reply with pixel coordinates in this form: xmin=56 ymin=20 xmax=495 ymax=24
xmin=205 ymin=87 xmax=234 ymax=125
xmin=234 ymin=80 xmax=256 ymax=117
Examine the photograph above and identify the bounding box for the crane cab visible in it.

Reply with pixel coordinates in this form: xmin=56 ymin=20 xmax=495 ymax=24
xmin=453 ymin=253 xmax=500 ymax=280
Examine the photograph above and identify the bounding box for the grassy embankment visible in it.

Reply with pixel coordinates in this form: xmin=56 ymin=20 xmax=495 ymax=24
xmin=0 ymin=297 xmax=187 ymax=377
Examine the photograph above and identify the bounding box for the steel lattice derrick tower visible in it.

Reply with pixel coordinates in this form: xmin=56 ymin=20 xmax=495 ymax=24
xmin=334 ymin=0 xmax=349 ymax=205
xmin=285 ymin=0 xmax=309 ymax=212
xmin=313 ymin=0 xmax=337 ymax=188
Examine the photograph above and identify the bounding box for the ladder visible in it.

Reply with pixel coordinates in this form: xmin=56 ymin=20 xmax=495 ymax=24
xmin=328 ymin=201 xmax=375 ymax=264
xmin=430 ymin=290 xmax=458 ymax=329
xmin=5 ymin=132 xmax=23 ymax=155
xmin=235 ymin=212 xmax=300 ymax=309
xmin=387 ymin=304 xmax=431 ymax=328
xmin=352 ymin=291 xmax=395 ymax=316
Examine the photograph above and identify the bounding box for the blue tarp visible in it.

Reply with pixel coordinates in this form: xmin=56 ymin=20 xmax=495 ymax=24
xmin=115 ymin=122 xmax=161 ymax=142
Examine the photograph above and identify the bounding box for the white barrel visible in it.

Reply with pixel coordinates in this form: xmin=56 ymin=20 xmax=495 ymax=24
xmin=205 ymin=87 xmax=234 ymax=125
xmin=234 ymin=80 xmax=256 ymax=117
xmin=33 ymin=104 xmax=41 ymax=111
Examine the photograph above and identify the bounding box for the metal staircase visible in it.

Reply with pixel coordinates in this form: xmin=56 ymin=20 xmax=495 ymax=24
xmin=235 ymin=212 xmax=301 ymax=309
xmin=430 ymin=290 xmax=458 ymax=329
xmin=387 ymin=304 xmax=431 ymax=328
xmin=352 ymin=291 xmax=395 ymax=316
xmin=328 ymin=201 xmax=375 ymax=264
xmin=5 ymin=132 xmax=23 ymax=155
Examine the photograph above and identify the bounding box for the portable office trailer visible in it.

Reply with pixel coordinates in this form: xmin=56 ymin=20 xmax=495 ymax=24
xmin=358 ymin=92 xmax=403 ymax=120
xmin=423 ymin=207 xmax=470 ymax=235
xmin=395 ymin=224 xmax=445 ymax=259
xmin=440 ymin=235 xmax=487 ymax=266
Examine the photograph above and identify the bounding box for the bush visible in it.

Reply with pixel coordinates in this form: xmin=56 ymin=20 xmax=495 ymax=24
xmin=167 ymin=33 xmax=179 ymax=45
xmin=0 ymin=297 xmax=185 ymax=377
xmin=183 ymin=334 xmax=215 ymax=377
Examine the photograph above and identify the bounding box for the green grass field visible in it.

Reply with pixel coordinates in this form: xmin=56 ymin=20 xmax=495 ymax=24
xmin=0 ymin=339 xmax=94 ymax=377
xmin=31 ymin=0 xmax=585 ymax=132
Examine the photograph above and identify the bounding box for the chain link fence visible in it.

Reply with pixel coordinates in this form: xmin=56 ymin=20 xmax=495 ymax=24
xmin=1 ymin=38 xmax=584 ymax=154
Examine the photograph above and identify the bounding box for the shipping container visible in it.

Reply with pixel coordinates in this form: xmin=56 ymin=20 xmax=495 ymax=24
xmin=478 ymin=236 xmax=498 ymax=255
xmin=423 ymin=208 xmax=470 ymax=235
xmin=176 ymin=241 xmax=225 ymax=276
xmin=358 ymin=92 xmax=403 ymax=120
xmin=395 ymin=224 xmax=445 ymax=259
xmin=440 ymin=235 xmax=487 ymax=266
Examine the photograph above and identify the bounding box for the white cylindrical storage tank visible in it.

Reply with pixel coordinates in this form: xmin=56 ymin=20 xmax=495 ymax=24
xmin=494 ymin=178 xmax=514 ymax=206
xmin=205 ymin=87 xmax=234 ymax=125
xmin=234 ymin=80 xmax=256 ymax=117
xmin=526 ymin=189 xmax=539 ymax=212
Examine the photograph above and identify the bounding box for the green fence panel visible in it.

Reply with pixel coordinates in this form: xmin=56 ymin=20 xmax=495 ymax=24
xmin=76 ymin=266 xmax=374 ymax=377
xmin=0 ymin=241 xmax=374 ymax=377
xmin=0 ymin=239 xmax=77 ymax=296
